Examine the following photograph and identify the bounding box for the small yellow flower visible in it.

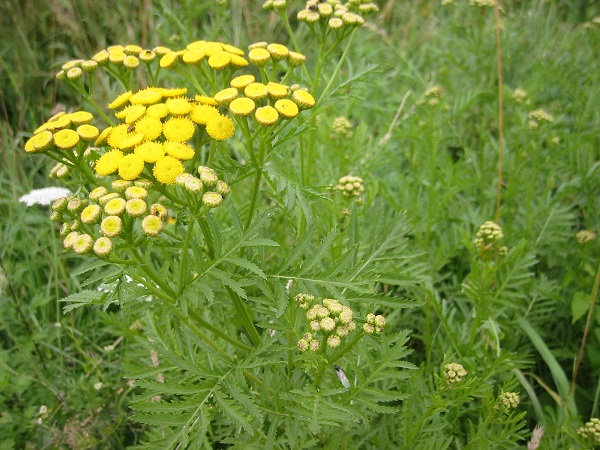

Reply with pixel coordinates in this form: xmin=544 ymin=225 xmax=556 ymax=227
xmin=139 ymin=50 xmax=156 ymax=62
xmin=99 ymin=193 xmax=120 ymax=205
xmin=274 ymin=99 xmax=299 ymax=118
xmin=163 ymin=117 xmax=196 ymax=142
xmin=111 ymin=180 xmax=133 ymax=192
xmin=288 ymin=51 xmax=306 ymax=66
xmin=205 ymin=115 xmax=235 ymax=141
xmin=229 ymin=55 xmax=249 ymax=67
xmin=249 ymin=47 xmax=271 ymax=66
xmin=222 ymin=43 xmax=245 ymax=56
xmin=146 ymin=103 xmax=170 ymax=119
xmin=118 ymin=153 xmax=145 ymax=180
xmin=68 ymin=111 xmax=94 ymax=125
xmin=124 ymin=105 xmax=147 ymax=124
xmin=125 ymin=186 xmax=148 ymax=200
xmin=108 ymin=91 xmax=133 ymax=109
xmin=135 ymin=141 xmax=165 ymax=163
xmin=72 ymin=233 xmax=93 ymax=254
xmin=198 ymin=166 xmax=219 ymax=187
xmin=108 ymin=50 xmax=126 ymax=64
xmin=183 ymin=176 xmax=203 ymax=193
xmin=95 ymin=127 xmax=113 ymax=146
xmin=101 ymin=216 xmax=123 ymax=237
xmin=267 ymin=82 xmax=289 ymax=99
xmin=164 ymin=141 xmax=195 ymax=160
xmin=129 ymin=88 xmax=164 ymax=105
xmin=25 ymin=130 xmax=53 ymax=153
xmin=203 ymin=42 xmax=223 ymax=56
xmin=81 ymin=60 xmax=98 ymax=72
xmin=255 ymin=106 xmax=279 ymax=126
xmin=66 ymin=67 xmax=83 ymax=80
xmin=123 ymin=55 xmax=140 ymax=69
xmin=189 ymin=104 xmax=220 ymax=125
xmin=117 ymin=132 xmax=145 ymax=150
xmin=187 ymin=40 xmax=206 ymax=50
xmin=229 ymin=97 xmax=256 ymax=117
xmin=92 ymin=49 xmax=110 ymax=65
xmin=45 ymin=115 xmax=71 ymax=131
xmin=93 ymin=237 xmax=113 ymax=257
xmin=216 ymin=180 xmax=230 ymax=196
xmin=214 ymin=87 xmax=239 ymax=105
xmin=292 ymin=90 xmax=316 ymax=109
xmin=124 ymin=44 xmax=143 ymax=54
xmin=134 ymin=178 xmax=153 ymax=189
xmin=77 ymin=124 xmax=100 ymax=141
xmin=244 ymin=83 xmax=269 ymax=101
xmin=107 ymin=124 xmax=134 ymax=148
xmin=141 ymin=215 xmax=163 ymax=236
xmin=104 ymin=197 xmax=127 ymax=216
xmin=230 ymin=74 xmax=256 ymax=90
xmin=53 ymin=129 xmax=80 ymax=149
xmin=63 ymin=231 xmax=79 ymax=249
xmin=248 ymin=41 xmax=268 ymax=50
xmin=88 ymin=186 xmax=109 ymax=202
xmin=125 ymin=198 xmax=147 ymax=217
xmin=153 ymin=46 xmax=171 ymax=55
xmin=150 ymin=203 xmax=168 ymax=219
xmin=182 ymin=49 xmax=205 ymax=64
xmin=80 ymin=204 xmax=102 ymax=224
xmin=153 ymin=156 xmax=184 ymax=184
xmin=159 ymin=51 xmax=179 ymax=69
xmin=162 ymin=87 xmax=188 ymax=97
xmin=166 ymin=97 xmax=192 ymax=115
xmin=194 ymin=95 xmax=218 ymax=106
xmin=267 ymin=43 xmax=289 ymax=61
xmin=202 ymin=192 xmax=223 ymax=208
xmin=208 ymin=51 xmax=232 ymax=69
xmin=135 ymin=117 xmax=163 ymax=141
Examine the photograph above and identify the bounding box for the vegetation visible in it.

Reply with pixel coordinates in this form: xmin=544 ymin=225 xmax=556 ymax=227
xmin=1 ymin=0 xmax=599 ymax=448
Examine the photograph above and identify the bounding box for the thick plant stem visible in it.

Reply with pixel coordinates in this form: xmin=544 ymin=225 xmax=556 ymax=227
xmin=226 ymin=286 xmax=261 ymax=347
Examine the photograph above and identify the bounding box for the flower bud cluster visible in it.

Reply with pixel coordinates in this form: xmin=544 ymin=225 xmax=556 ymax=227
xmin=297 ymin=0 xmax=378 ymax=30
xmin=473 ymin=220 xmax=507 ymax=255
xmin=416 ymin=86 xmax=444 ymax=107
xmin=443 ymin=362 xmax=467 ymax=385
xmin=334 ymin=175 xmax=364 ymax=199
xmin=174 ymin=166 xmax=230 ymax=209
xmin=54 ymin=179 xmax=168 ymax=257
xmin=24 ymin=111 xmax=97 ymax=155
xmin=577 ymin=418 xmax=600 ymax=444
xmin=576 ymin=229 xmax=597 ymax=244
xmin=297 ymin=297 xmax=356 ymax=351
xmin=158 ymin=40 xmax=249 ymax=72
xmin=93 ymin=86 xmax=235 ymax=185
xmin=511 ymin=88 xmax=527 ymax=104
xmin=331 ymin=116 xmax=354 ymax=138
xmin=528 ymin=108 xmax=555 ymax=129
xmin=498 ymin=391 xmax=520 ymax=409
xmin=363 ymin=313 xmax=385 ymax=334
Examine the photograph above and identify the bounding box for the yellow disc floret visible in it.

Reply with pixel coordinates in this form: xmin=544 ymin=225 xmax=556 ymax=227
xmin=95 ymin=150 xmax=124 ymax=176
xmin=53 ymin=129 xmax=80 ymax=149
xmin=162 ymin=117 xmax=196 ymax=142
xmin=118 ymin=153 xmax=145 ymax=180
xmin=153 ymin=156 xmax=184 ymax=184
xmin=205 ymin=115 xmax=235 ymax=141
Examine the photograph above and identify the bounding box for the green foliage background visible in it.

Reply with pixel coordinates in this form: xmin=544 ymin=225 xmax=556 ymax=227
xmin=1 ymin=0 xmax=599 ymax=448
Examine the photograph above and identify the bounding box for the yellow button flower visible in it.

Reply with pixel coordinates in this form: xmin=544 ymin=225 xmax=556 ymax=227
xmin=166 ymin=97 xmax=192 ymax=115
xmin=125 ymin=199 xmax=147 ymax=217
xmin=164 ymin=141 xmax=195 ymax=160
xmin=244 ymin=82 xmax=268 ymax=100
xmin=118 ymin=153 xmax=145 ymax=180
xmin=159 ymin=51 xmax=179 ymax=69
xmin=208 ymin=51 xmax=232 ymax=69
xmin=80 ymin=204 xmax=102 ymax=224
xmin=190 ymin=104 xmax=220 ymax=125
xmin=229 ymin=97 xmax=256 ymax=117
xmin=214 ymin=87 xmax=239 ymax=105
xmin=135 ymin=142 xmax=165 ymax=163
xmin=255 ymin=106 xmax=279 ymax=126
xmin=54 ymin=129 xmax=80 ymax=149
xmin=93 ymin=237 xmax=113 ymax=257
xmin=153 ymin=156 xmax=184 ymax=185
xmin=117 ymin=133 xmax=145 ymax=150
xmin=267 ymin=82 xmax=289 ymax=99
xmin=108 ymin=91 xmax=132 ymax=109
xmin=141 ymin=215 xmax=163 ymax=236
xmin=146 ymin=103 xmax=170 ymax=119
xmin=205 ymin=115 xmax=235 ymax=141
xmin=104 ymin=197 xmax=127 ymax=216
xmin=77 ymin=124 xmax=100 ymax=141
xmin=274 ymin=99 xmax=299 ymax=119
xmin=163 ymin=117 xmax=196 ymax=142
xmin=135 ymin=117 xmax=163 ymax=141
xmin=248 ymin=48 xmax=271 ymax=66
xmin=230 ymin=74 xmax=256 ymax=90
xmin=25 ymin=130 xmax=53 ymax=153
xmin=125 ymin=186 xmax=148 ymax=200
xmin=68 ymin=111 xmax=94 ymax=125
xmin=129 ymin=88 xmax=164 ymax=105
xmin=267 ymin=43 xmax=289 ymax=61
xmin=101 ymin=216 xmax=123 ymax=237
xmin=292 ymin=90 xmax=316 ymax=109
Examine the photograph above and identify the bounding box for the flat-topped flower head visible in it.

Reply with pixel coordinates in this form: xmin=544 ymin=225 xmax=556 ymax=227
xmin=153 ymin=156 xmax=184 ymax=184
xmin=101 ymin=216 xmax=123 ymax=237
xmin=125 ymin=186 xmax=148 ymax=200
xmin=68 ymin=111 xmax=94 ymax=125
xmin=141 ymin=215 xmax=163 ymax=236
xmin=118 ymin=153 xmax=145 ymax=180
xmin=146 ymin=103 xmax=170 ymax=119
xmin=244 ymin=83 xmax=269 ymax=101
xmin=190 ymin=104 xmax=220 ymax=125
xmin=63 ymin=231 xmax=79 ymax=249
xmin=25 ymin=131 xmax=53 ymax=153
xmin=139 ymin=50 xmax=156 ymax=62
xmin=77 ymin=124 xmax=100 ymax=141
xmin=288 ymin=51 xmax=306 ymax=66
xmin=267 ymin=82 xmax=289 ymax=99
xmin=99 ymin=192 xmax=120 ymax=205
xmin=248 ymin=47 xmax=271 ymax=66
xmin=135 ymin=117 xmax=163 ymax=141
xmin=216 ymin=180 xmax=230 ymax=196
xmin=267 ymin=43 xmax=289 ymax=61
xmin=117 ymin=132 xmax=144 ymax=150
xmin=197 ymin=166 xmax=219 ymax=187
xmin=129 ymin=88 xmax=164 ymax=105
xmin=111 ymin=180 xmax=133 ymax=192
xmin=73 ymin=233 xmax=93 ymax=254
xmin=229 ymin=97 xmax=256 ymax=117
xmin=274 ymin=99 xmax=299 ymax=119
xmin=230 ymin=74 xmax=255 ymax=90
xmin=206 ymin=115 xmax=235 ymax=141
xmin=93 ymin=237 xmax=113 ymax=257
xmin=53 ymin=129 xmax=80 ymax=149
xmin=126 ymin=198 xmax=147 ymax=217
xmin=88 ymin=186 xmax=109 ymax=202
xmin=202 ymin=192 xmax=223 ymax=208
xmin=292 ymin=89 xmax=316 ymax=109
xmin=208 ymin=51 xmax=232 ymax=69
xmin=108 ymin=91 xmax=133 ymax=110
xmin=123 ymin=55 xmax=140 ymax=69
xmin=214 ymin=88 xmax=239 ymax=106
xmin=164 ymin=141 xmax=195 ymax=160
xmin=150 ymin=203 xmax=168 ymax=220
xmin=81 ymin=204 xmax=102 ymax=224
xmin=166 ymin=97 xmax=193 ymax=116
xmin=104 ymin=197 xmax=127 ymax=216
xmin=163 ymin=117 xmax=196 ymax=142
xmin=159 ymin=51 xmax=179 ymax=69
xmin=255 ymin=106 xmax=279 ymax=126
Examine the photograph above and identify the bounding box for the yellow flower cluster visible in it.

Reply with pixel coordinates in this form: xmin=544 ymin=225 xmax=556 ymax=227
xmin=296 ymin=0 xmax=378 ymax=28
xmin=53 ymin=180 xmax=169 ymax=256
xmin=215 ymin=74 xmax=315 ymax=127
xmin=94 ymin=87 xmax=235 ymax=184
xmin=247 ymin=41 xmax=306 ymax=68
xmin=443 ymin=362 xmax=467 ymax=385
xmin=528 ymin=108 xmax=555 ymax=129
xmin=331 ymin=116 xmax=354 ymax=138
xmin=159 ymin=40 xmax=249 ymax=71
xmin=174 ymin=166 xmax=231 ymax=210
xmin=473 ymin=220 xmax=508 ymax=255
xmin=498 ymin=392 xmax=520 ymax=410
xmin=24 ymin=111 xmax=98 ymax=154
xmin=577 ymin=418 xmax=600 ymax=444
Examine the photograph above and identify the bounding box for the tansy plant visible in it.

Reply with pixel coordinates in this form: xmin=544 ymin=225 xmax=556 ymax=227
xmin=20 ymin=1 xmax=422 ymax=447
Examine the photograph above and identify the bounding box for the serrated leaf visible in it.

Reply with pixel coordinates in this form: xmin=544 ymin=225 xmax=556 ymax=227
xmin=224 ymin=256 xmax=266 ymax=279
xmin=60 ymin=289 xmax=106 ymax=313
xmin=213 ymin=388 xmax=253 ymax=434
xmin=210 ymin=268 xmax=247 ymax=298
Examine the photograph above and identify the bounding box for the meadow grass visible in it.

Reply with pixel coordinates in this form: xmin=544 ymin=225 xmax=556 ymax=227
xmin=0 ymin=0 xmax=599 ymax=448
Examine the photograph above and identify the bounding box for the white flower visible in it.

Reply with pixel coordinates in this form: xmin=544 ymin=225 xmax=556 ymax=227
xmin=19 ymin=187 xmax=72 ymax=206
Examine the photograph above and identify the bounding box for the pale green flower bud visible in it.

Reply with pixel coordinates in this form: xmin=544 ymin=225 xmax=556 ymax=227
xmin=202 ymin=192 xmax=223 ymax=208
xmin=141 ymin=215 xmax=163 ymax=236
xmin=93 ymin=237 xmax=113 ymax=257
xmin=72 ymin=233 xmax=93 ymax=254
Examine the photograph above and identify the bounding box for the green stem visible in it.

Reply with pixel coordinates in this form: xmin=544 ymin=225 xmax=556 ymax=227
xmin=317 ymin=28 xmax=357 ymax=103
xmin=178 ymin=209 xmax=198 ymax=295
xmin=245 ymin=138 xmax=268 ymax=229
xmin=226 ymin=286 xmax=261 ymax=347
